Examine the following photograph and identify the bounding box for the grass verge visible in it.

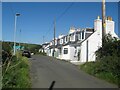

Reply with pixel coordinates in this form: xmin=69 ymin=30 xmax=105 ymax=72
xmin=2 ymin=54 xmax=31 ymax=88
xmin=80 ymin=62 xmax=119 ymax=87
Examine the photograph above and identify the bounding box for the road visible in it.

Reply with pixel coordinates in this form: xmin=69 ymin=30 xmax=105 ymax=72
xmin=29 ymin=55 xmax=117 ymax=88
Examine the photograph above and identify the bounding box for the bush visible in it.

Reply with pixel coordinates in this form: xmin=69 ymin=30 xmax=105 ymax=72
xmin=95 ymin=34 xmax=120 ymax=87
xmin=96 ymin=34 xmax=120 ymax=59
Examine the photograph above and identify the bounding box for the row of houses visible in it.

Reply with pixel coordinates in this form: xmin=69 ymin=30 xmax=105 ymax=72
xmin=41 ymin=16 xmax=118 ymax=63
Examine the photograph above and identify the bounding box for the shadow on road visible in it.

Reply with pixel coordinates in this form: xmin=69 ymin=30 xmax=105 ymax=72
xmin=49 ymin=81 xmax=56 ymax=90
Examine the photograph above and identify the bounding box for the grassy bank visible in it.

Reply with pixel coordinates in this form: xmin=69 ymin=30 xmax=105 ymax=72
xmin=80 ymin=34 xmax=120 ymax=87
xmin=2 ymin=54 xmax=31 ymax=88
xmin=80 ymin=61 xmax=119 ymax=87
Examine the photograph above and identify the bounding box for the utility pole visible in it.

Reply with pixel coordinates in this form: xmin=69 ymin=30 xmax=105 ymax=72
xmin=102 ymin=0 xmax=106 ymax=46
xmin=53 ymin=18 xmax=56 ymax=57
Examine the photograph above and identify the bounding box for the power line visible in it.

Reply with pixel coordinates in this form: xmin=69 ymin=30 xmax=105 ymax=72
xmin=45 ymin=22 xmax=54 ymax=42
xmin=56 ymin=2 xmax=74 ymax=22
xmin=44 ymin=2 xmax=74 ymax=43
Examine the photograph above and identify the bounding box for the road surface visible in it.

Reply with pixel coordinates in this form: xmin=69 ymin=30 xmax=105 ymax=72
xmin=29 ymin=55 xmax=117 ymax=88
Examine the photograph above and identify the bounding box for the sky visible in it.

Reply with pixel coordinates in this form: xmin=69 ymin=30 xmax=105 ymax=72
xmin=0 ymin=2 xmax=2 ymax=41
xmin=2 ymin=2 xmax=119 ymax=44
xmin=1 ymin=0 xmax=120 ymax=2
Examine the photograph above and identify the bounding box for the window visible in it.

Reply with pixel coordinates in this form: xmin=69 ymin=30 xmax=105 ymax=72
xmin=65 ymin=36 xmax=69 ymax=43
xmin=65 ymin=37 xmax=67 ymax=42
xmin=82 ymin=31 xmax=84 ymax=39
xmin=64 ymin=48 xmax=68 ymax=54
xmin=60 ymin=39 xmax=63 ymax=44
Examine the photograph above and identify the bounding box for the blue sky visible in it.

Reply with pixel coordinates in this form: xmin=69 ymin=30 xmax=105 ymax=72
xmin=2 ymin=2 xmax=118 ymax=44
xmin=0 ymin=2 xmax=1 ymax=41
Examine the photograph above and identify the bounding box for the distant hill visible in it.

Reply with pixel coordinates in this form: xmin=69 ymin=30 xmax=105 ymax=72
xmin=2 ymin=41 xmax=42 ymax=54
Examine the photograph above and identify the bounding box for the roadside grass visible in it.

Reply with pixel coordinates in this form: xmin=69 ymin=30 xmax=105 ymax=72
xmin=95 ymin=72 xmax=118 ymax=84
xmin=80 ymin=62 xmax=119 ymax=86
xmin=2 ymin=53 xmax=31 ymax=88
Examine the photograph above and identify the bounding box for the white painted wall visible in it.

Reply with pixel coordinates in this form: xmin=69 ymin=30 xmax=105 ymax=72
xmin=88 ymin=31 xmax=102 ymax=61
xmin=69 ymin=46 xmax=76 ymax=60
xmin=106 ymin=20 xmax=118 ymax=38
xmin=56 ymin=45 xmax=80 ymax=61
xmin=80 ymin=41 xmax=87 ymax=62
xmin=49 ymin=49 xmax=53 ymax=56
xmin=61 ymin=45 xmax=71 ymax=60
xmin=59 ymin=45 xmax=76 ymax=61
xmin=80 ymin=31 xmax=102 ymax=62
xmin=106 ymin=20 xmax=114 ymax=34
xmin=80 ymin=18 xmax=102 ymax=62
xmin=94 ymin=18 xmax=102 ymax=34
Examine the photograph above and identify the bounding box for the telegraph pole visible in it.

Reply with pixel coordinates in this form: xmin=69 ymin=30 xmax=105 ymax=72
xmin=53 ymin=18 xmax=56 ymax=57
xmin=102 ymin=0 xmax=106 ymax=46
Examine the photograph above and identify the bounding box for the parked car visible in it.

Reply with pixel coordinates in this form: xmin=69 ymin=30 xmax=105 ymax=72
xmin=22 ymin=50 xmax=31 ymax=58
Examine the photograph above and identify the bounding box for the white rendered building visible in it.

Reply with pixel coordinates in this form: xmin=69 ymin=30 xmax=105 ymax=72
xmin=43 ymin=16 xmax=119 ymax=63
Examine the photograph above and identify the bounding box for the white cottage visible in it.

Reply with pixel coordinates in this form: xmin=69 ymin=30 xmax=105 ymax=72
xmin=43 ymin=16 xmax=118 ymax=63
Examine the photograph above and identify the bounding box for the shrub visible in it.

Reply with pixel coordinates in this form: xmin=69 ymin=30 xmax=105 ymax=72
xmin=95 ymin=34 xmax=120 ymax=87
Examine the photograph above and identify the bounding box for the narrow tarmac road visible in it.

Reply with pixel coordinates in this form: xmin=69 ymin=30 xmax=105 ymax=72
xmin=29 ymin=55 xmax=117 ymax=88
